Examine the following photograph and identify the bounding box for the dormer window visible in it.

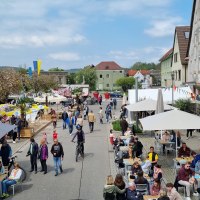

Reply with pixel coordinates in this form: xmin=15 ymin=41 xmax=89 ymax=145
xmin=105 ymin=66 xmax=109 ymax=69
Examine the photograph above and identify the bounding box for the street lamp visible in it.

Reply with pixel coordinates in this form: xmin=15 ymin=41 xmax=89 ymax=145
xmin=171 ymin=72 xmax=175 ymax=105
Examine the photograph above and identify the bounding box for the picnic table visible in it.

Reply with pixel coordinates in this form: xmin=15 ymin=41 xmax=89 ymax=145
xmin=119 ymin=135 xmax=131 ymax=140
xmin=119 ymin=146 xmax=129 ymax=152
xmin=127 ymin=171 xmax=150 ymax=183
xmin=123 ymin=158 xmax=143 ymax=176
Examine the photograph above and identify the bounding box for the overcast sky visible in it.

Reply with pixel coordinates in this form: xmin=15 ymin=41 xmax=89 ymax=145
xmin=0 ymin=0 xmax=192 ymax=70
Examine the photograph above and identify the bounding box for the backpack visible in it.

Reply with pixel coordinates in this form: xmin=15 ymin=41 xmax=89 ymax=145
xmin=104 ymin=192 xmax=115 ymax=200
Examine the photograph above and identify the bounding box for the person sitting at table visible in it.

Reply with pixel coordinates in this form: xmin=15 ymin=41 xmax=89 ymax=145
xmin=141 ymin=156 xmax=152 ymax=174
xmin=0 ymin=161 xmax=5 ymax=174
xmin=178 ymin=143 xmax=192 ymax=158
xmin=162 ymin=131 xmax=170 ymax=153
xmin=166 ymin=183 xmax=182 ymax=200
xmin=131 ymin=161 xmax=142 ymax=175
xmin=126 ymin=182 xmax=139 ymax=200
xmin=134 ymin=137 xmax=143 ymax=158
xmin=1 ymin=163 xmax=22 ymax=198
xmin=103 ymin=175 xmax=126 ymax=200
xmin=124 ymin=127 xmax=133 ymax=137
xmin=114 ymin=174 xmax=126 ymax=200
xmin=148 ymin=146 xmax=158 ymax=169
xmin=190 ymin=152 xmax=200 ymax=170
xmin=134 ymin=170 xmax=149 ymax=192
xmin=153 ymin=164 xmax=163 ymax=181
xmin=158 ymin=189 xmax=170 ymax=200
xmin=177 ymin=162 xmax=198 ymax=199
xmin=195 ymin=160 xmax=200 ymax=175
xmin=150 ymin=179 xmax=161 ymax=196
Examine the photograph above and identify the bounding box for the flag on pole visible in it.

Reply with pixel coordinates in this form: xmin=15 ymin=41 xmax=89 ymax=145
xmin=28 ymin=67 xmax=32 ymax=77
xmin=37 ymin=59 xmax=42 ymax=76
xmin=33 ymin=61 xmax=37 ymax=72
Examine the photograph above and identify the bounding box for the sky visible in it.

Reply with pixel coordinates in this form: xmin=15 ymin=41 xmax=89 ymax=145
xmin=0 ymin=0 xmax=193 ymax=70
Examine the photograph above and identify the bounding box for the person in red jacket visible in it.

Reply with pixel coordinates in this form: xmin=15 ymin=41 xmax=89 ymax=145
xmin=52 ymin=130 xmax=58 ymax=141
xmin=177 ymin=162 xmax=198 ymax=199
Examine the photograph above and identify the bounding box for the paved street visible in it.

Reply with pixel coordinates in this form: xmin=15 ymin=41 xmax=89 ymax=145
xmin=7 ymin=102 xmax=116 ymax=200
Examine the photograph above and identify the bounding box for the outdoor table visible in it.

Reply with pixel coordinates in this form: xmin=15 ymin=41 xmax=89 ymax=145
xmin=127 ymin=171 xmax=150 ymax=183
xmin=119 ymin=135 xmax=131 ymax=140
xmin=119 ymin=146 xmax=129 ymax=152
xmin=175 ymin=156 xmax=193 ymax=163
xmin=123 ymin=158 xmax=142 ymax=176
xmin=158 ymin=140 xmax=174 ymax=145
xmin=143 ymin=195 xmax=160 ymax=200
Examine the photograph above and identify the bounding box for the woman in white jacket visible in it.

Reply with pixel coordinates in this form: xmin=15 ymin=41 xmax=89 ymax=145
xmin=166 ymin=183 xmax=183 ymax=200
xmin=1 ymin=163 xmax=22 ymax=198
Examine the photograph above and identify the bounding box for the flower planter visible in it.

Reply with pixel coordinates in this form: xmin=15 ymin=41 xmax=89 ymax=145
xmin=20 ymin=128 xmax=34 ymax=138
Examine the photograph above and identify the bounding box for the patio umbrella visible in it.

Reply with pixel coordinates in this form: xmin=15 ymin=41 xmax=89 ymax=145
xmin=155 ymin=88 xmax=164 ymax=138
xmin=0 ymin=122 xmax=16 ymax=139
xmin=155 ymin=88 xmax=164 ymax=114
xmin=122 ymin=93 xmax=127 ymax=105
xmin=140 ymin=110 xmax=200 ymax=156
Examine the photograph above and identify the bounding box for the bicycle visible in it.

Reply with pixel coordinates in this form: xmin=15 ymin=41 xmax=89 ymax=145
xmin=74 ymin=142 xmax=84 ymax=162
xmin=8 ymin=156 xmax=26 ymax=182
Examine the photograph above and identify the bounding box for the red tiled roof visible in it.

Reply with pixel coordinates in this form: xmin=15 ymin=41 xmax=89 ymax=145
xmin=95 ymin=61 xmax=122 ymax=70
xmin=173 ymin=26 xmax=190 ymax=65
xmin=159 ymin=48 xmax=173 ymax=62
xmin=128 ymin=70 xmax=150 ymax=76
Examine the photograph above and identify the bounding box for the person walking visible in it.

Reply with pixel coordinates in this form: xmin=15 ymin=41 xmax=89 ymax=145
xmin=38 ymin=139 xmax=48 ymax=174
xmin=186 ymin=129 xmax=194 ymax=140
xmin=62 ymin=110 xmax=68 ymax=129
xmin=26 ymin=138 xmax=38 ymax=174
xmin=51 ymin=113 xmax=57 ymax=129
xmin=16 ymin=116 xmax=22 ymax=141
xmin=51 ymin=139 xmax=64 ymax=176
xmin=113 ymin=98 xmax=117 ymax=110
xmin=88 ymin=110 xmax=96 ymax=133
xmin=120 ymin=117 xmax=128 ymax=136
xmin=66 ymin=115 xmax=75 ymax=135
xmin=99 ymin=107 xmax=103 ymax=124
xmin=1 ymin=140 xmax=12 ymax=166
xmin=76 ymin=114 xmax=83 ymax=130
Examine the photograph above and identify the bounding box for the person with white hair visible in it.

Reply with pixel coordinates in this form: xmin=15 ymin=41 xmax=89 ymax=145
xmin=126 ymin=182 xmax=138 ymax=200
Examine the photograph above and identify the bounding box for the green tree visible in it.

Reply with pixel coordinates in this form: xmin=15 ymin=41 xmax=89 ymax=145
xmin=116 ymin=77 xmax=135 ymax=92
xmin=48 ymin=67 xmax=64 ymax=71
xmin=175 ymin=99 xmax=193 ymax=112
xmin=0 ymin=69 xmax=22 ymax=102
xmin=76 ymin=66 xmax=97 ymax=90
xmin=67 ymin=73 xmax=76 ymax=84
xmin=131 ymin=62 xmax=160 ymax=70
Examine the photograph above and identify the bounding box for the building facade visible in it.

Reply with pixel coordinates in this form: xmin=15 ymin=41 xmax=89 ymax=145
xmin=171 ymin=26 xmax=190 ymax=87
xmin=95 ymin=61 xmax=125 ymax=90
xmin=40 ymin=71 xmax=68 ymax=84
xmin=160 ymin=48 xmax=173 ymax=87
xmin=188 ymin=0 xmax=200 ymax=91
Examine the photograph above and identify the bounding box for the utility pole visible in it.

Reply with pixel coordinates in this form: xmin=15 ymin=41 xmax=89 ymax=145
xmin=171 ymin=72 xmax=175 ymax=105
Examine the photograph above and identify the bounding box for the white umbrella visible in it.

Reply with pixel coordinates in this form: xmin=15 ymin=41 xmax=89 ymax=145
xmin=155 ymin=88 xmax=164 ymax=114
xmin=140 ymin=110 xmax=200 ymax=157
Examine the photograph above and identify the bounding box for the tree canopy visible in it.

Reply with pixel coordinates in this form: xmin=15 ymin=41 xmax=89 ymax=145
xmin=76 ymin=66 xmax=97 ymax=90
xmin=48 ymin=67 xmax=64 ymax=71
xmin=131 ymin=62 xmax=160 ymax=70
xmin=116 ymin=77 xmax=135 ymax=92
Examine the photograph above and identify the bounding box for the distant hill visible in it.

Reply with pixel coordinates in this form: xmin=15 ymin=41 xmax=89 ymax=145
xmin=0 ymin=66 xmax=17 ymax=70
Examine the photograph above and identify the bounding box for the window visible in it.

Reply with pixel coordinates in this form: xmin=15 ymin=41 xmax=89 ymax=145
xmin=106 ymin=74 xmax=109 ymax=78
xmin=184 ymin=31 xmax=189 ymax=39
xmin=106 ymin=84 xmax=109 ymax=87
xmin=58 ymin=77 xmax=62 ymax=84
xmin=105 ymin=66 xmax=109 ymax=69
xmin=120 ymin=71 xmax=122 ymax=73
xmin=174 ymin=53 xmax=178 ymax=63
xmin=178 ymin=70 xmax=181 ymax=81
xmin=100 ymin=74 xmax=102 ymax=78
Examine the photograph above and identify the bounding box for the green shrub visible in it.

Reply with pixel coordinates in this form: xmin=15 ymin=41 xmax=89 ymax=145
xmin=112 ymin=120 xmax=122 ymax=131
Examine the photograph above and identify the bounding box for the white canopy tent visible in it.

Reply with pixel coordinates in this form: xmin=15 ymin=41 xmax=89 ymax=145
xmin=128 ymin=86 xmax=192 ymax=104
xmin=34 ymin=95 xmax=66 ymax=103
xmin=125 ymin=99 xmax=175 ymax=124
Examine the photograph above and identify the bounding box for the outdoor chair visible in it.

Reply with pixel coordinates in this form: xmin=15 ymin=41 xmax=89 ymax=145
xmin=10 ymin=174 xmax=23 ymax=196
xmin=135 ymin=184 xmax=149 ymax=195
xmin=165 ymin=143 xmax=175 ymax=157
xmin=174 ymin=176 xmax=186 ymax=197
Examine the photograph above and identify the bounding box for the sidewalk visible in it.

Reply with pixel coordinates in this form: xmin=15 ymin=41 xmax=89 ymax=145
xmin=7 ymin=119 xmax=51 ymax=155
